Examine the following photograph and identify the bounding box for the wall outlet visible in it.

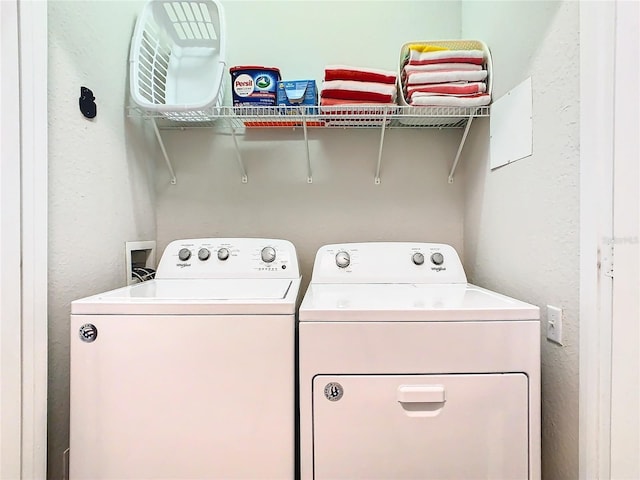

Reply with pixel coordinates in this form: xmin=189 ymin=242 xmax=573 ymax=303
xmin=546 ymin=305 xmax=563 ymax=345
xmin=125 ymin=240 xmax=156 ymax=285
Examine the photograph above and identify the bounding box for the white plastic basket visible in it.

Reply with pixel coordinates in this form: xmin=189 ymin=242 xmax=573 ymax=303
xmin=129 ymin=0 xmax=226 ymax=121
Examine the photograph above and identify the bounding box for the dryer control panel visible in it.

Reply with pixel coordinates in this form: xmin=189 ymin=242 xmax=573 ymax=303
xmin=156 ymin=238 xmax=300 ymax=279
xmin=310 ymin=242 xmax=467 ymax=284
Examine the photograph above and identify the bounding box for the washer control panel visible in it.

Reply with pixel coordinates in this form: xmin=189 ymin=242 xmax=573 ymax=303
xmin=156 ymin=238 xmax=300 ymax=279
xmin=310 ymin=242 xmax=467 ymax=284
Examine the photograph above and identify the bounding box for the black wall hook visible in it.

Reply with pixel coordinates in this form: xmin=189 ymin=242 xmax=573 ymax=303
xmin=79 ymin=86 xmax=97 ymax=119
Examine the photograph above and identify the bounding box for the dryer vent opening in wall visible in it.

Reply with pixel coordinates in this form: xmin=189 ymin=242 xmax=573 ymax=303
xmin=125 ymin=240 xmax=156 ymax=285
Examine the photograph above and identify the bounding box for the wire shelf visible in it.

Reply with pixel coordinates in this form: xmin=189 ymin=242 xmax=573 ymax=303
xmin=130 ymin=104 xmax=490 ymax=185
xmin=128 ymin=105 xmax=490 ymax=130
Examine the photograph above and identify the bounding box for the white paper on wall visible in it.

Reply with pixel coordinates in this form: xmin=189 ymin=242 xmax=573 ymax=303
xmin=489 ymin=77 xmax=533 ymax=170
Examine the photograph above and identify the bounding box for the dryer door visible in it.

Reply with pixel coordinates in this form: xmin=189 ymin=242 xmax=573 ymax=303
xmin=312 ymin=374 xmax=529 ymax=480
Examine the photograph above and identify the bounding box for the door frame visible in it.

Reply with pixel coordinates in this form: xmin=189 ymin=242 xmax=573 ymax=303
xmin=579 ymin=1 xmax=615 ymax=478
xmin=1 ymin=0 xmax=24 ymax=475
xmin=19 ymin=0 xmax=49 ymax=477
xmin=0 ymin=0 xmax=48 ymax=478
xmin=579 ymin=0 xmax=639 ymax=478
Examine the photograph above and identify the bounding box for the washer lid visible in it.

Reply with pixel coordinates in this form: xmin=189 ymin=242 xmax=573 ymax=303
xmin=71 ymin=278 xmax=300 ymax=315
xmin=299 ymin=283 xmax=539 ymax=321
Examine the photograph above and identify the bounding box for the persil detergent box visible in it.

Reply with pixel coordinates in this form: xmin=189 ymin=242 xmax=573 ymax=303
xmin=230 ymin=66 xmax=281 ymax=107
xmin=277 ymin=80 xmax=318 ymax=114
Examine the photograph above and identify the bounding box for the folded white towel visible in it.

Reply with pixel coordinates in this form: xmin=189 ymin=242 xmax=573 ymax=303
xmin=403 ymin=63 xmax=483 ymax=75
xmin=406 ymin=70 xmax=487 ymax=85
xmin=410 ymin=93 xmax=491 ymax=107
xmin=408 ymin=49 xmax=485 ymax=66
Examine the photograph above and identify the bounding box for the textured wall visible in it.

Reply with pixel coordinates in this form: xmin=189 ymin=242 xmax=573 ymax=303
xmin=155 ymin=0 xmax=465 ymax=290
xmin=47 ymin=1 xmax=157 ymax=478
xmin=156 ymin=128 xmax=466 ymax=288
xmin=460 ymin=2 xmax=580 ymax=479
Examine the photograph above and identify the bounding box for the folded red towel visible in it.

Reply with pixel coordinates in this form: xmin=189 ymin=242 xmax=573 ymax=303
xmin=406 ymin=82 xmax=486 ymax=99
xmin=325 ymin=65 xmax=397 ymax=84
xmin=408 ymin=49 xmax=485 ymax=66
xmin=321 ymin=80 xmax=397 ymax=103
xmin=410 ymin=93 xmax=491 ymax=107
xmin=406 ymin=70 xmax=487 ymax=85
xmin=320 ymin=98 xmax=396 ymax=107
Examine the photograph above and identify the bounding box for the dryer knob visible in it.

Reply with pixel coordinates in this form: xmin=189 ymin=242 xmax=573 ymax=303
xmin=198 ymin=248 xmax=211 ymax=261
xmin=217 ymin=248 xmax=230 ymax=261
xmin=431 ymin=252 xmax=445 ymax=265
xmin=412 ymin=252 xmax=425 ymax=265
xmin=261 ymin=246 xmax=276 ymax=263
xmin=178 ymin=248 xmax=191 ymax=261
xmin=335 ymin=251 xmax=351 ymax=268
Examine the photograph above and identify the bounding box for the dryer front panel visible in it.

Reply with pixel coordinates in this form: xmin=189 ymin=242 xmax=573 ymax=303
xmin=312 ymin=374 xmax=528 ymax=480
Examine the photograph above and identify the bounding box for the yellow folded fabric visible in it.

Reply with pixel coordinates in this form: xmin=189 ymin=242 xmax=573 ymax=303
xmin=407 ymin=44 xmax=450 ymax=53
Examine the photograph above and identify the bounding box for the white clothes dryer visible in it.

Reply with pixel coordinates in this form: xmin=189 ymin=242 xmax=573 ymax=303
xmin=299 ymin=242 xmax=540 ymax=480
xmin=70 ymin=238 xmax=301 ymax=480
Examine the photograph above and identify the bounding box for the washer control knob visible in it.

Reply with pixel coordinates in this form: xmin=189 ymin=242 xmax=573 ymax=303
xmin=335 ymin=251 xmax=351 ymax=269
xmin=412 ymin=252 xmax=425 ymax=265
xmin=198 ymin=248 xmax=210 ymax=261
xmin=178 ymin=248 xmax=191 ymax=261
xmin=261 ymin=246 xmax=276 ymax=263
xmin=217 ymin=248 xmax=230 ymax=261
xmin=431 ymin=252 xmax=445 ymax=266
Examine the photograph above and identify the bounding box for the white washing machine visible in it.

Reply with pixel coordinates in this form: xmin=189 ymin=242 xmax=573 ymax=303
xmin=70 ymin=238 xmax=301 ymax=480
xmin=299 ymin=242 xmax=540 ymax=480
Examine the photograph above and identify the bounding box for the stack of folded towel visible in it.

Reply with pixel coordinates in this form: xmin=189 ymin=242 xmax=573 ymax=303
xmin=401 ymin=45 xmax=491 ymax=107
xmin=320 ymin=65 xmax=398 ymax=110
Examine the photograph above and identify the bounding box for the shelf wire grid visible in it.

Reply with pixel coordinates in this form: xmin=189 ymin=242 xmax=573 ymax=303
xmin=128 ymin=105 xmax=490 ymax=130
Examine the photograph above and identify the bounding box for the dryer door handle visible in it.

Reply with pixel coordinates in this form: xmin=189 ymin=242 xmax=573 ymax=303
xmin=397 ymin=384 xmax=446 ymax=403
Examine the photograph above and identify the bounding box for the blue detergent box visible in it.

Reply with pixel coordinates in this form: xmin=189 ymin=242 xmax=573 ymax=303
xmin=277 ymin=80 xmax=318 ymax=114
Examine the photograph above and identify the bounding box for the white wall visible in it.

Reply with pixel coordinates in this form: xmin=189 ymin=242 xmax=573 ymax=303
xmin=47 ymin=1 xmax=157 ymax=478
xmin=156 ymin=0 xmax=464 ymax=288
xmin=460 ymin=2 xmax=580 ymax=479
xmin=157 ymin=128 xmax=466 ymax=285
xmin=219 ymin=0 xmax=461 ymax=103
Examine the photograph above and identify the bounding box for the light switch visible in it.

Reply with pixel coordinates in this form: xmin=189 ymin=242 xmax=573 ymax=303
xmin=546 ymin=305 xmax=563 ymax=345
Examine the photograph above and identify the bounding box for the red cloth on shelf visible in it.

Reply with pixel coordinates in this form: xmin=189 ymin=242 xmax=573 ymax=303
xmin=406 ymin=82 xmax=486 ymax=99
xmin=321 ymin=80 xmax=397 ymax=103
xmin=324 ymin=65 xmax=397 ymax=84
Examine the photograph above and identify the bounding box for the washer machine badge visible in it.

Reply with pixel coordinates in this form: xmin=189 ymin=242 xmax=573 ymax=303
xmin=79 ymin=323 xmax=98 ymax=343
xmin=324 ymin=382 xmax=344 ymax=401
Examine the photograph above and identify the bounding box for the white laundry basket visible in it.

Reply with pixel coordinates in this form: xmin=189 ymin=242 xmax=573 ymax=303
xmin=129 ymin=0 xmax=226 ymax=121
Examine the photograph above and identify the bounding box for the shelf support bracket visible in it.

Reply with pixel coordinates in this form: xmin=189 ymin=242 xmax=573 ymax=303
xmin=230 ymin=127 xmax=248 ymax=184
xmin=374 ymin=110 xmax=388 ymax=184
xmin=302 ymin=111 xmax=312 ymax=183
xmin=152 ymin=119 xmax=177 ymax=185
xmin=448 ymin=114 xmax=474 ymax=184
